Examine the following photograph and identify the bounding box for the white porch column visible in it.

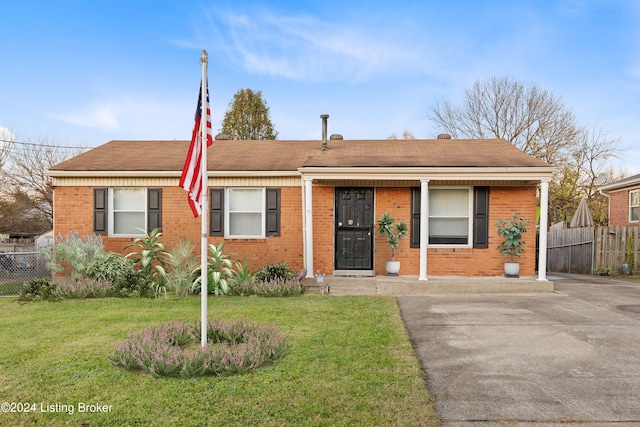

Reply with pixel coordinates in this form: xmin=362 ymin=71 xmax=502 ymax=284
xmin=303 ymin=178 xmax=314 ymax=278
xmin=419 ymin=179 xmax=430 ymax=281
xmin=537 ymin=179 xmax=549 ymax=281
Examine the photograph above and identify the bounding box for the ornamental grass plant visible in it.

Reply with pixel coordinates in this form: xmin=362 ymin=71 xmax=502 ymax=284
xmin=228 ymin=277 xmax=304 ymax=297
xmin=110 ymin=319 xmax=289 ymax=378
xmin=0 ymin=295 xmax=439 ymax=426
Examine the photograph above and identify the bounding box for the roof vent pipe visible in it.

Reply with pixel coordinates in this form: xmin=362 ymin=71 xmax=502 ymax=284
xmin=320 ymin=114 xmax=329 ymax=151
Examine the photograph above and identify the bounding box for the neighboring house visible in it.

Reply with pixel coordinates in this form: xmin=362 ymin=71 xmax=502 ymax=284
xmin=36 ymin=230 xmax=54 ymax=250
xmin=48 ymin=131 xmax=554 ymax=280
xmin=599 ymin=173 xmax=640 ymax=226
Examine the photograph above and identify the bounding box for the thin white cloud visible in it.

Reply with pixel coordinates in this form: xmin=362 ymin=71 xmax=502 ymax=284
xmin=204 ymin=8 xmax=422 ymax=82
xmin=52 ymin=104 xmax=120 ymax=131
xmin=49 ymin=95 xmax=193 ymax=138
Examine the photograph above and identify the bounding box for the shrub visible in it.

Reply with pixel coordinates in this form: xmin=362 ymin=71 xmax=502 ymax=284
xmin=254 ymin=262 xmax=297 ymax=283
xmin=228 ymin=277 xmax=304 ymax=297
xmin=227 ymin=261 xmax=254 ymax=296
xmin=110 ymin=318 xmax=290 ymax=378
xmin=50 ymin=232 xmax=105 ymax=280
xmin=112 ymin=270 xmax=155 ymax=298
xmin=124 ymin=228 xmax=168 ymax=297
xmin=252 ymin=278 xmax=304 ymax=297
xmin=594 ymin=266 xmax=612 ymax=276
xmin=19 ymin=278 xmax=59 ymax=302
xmin=165 ymin=238 xmax=198 ymax=297
xmin=87 ymin=252 xmax=135 ymax=285
xmin=227 ymin=278 xmax=254 ymax=296
xmin=57 ymin=279 xmax=112 ymax=298
xmin=192 ymin=242 xmax=234 ymax=296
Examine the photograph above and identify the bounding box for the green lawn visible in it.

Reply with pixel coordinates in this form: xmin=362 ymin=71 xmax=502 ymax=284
xmin=0 ymin=294 xmax=440 ymax=426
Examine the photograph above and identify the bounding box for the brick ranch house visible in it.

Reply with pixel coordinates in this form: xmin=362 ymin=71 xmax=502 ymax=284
xmin=48 ymin=131 xmax=554 ymax=281
xmin=599 ymin=173 xmax=640 ymax=226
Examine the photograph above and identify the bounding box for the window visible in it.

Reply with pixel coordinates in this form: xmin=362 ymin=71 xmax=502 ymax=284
xmin=93 ymin=188 xmax=161 ymax=236
xmin=111 ymin=188 xmax=146 ymax=235
xmin=211 ymin=188 xmax=280 ymax=238
xmin=429 ymin=188 xmax=471 ymax=245
xmin=227 ymin=188 xmax=265 ymax=237
xmin=631 ymin=190 xmax=639 ymax=222
xmin=411 ymin=186 xmax=488 ymax=247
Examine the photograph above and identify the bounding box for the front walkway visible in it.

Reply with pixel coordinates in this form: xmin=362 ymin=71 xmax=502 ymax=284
xmin=301 ymin=275 xmax=554 ymax=295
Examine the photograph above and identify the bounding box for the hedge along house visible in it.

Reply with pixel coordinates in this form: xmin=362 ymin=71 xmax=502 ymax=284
xmin=49 ymin=118 xmax=554 ymax=282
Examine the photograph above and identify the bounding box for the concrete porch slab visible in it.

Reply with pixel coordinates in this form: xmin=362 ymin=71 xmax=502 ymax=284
xmin=301 ymin=275 xmax=554 ymax=295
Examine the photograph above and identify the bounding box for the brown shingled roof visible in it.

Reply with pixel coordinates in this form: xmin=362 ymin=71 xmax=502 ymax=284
xmin=49 ymin=138 xmax=550 ymax=172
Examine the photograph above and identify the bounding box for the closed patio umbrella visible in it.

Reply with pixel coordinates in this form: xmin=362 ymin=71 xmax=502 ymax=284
xmin=570 ymin=198 xmax=594 ymax=228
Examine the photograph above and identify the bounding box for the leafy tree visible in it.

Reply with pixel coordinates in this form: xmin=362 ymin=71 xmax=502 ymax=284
xmin=428 ymin=76 xmax=620 ymax=225
xmin=220 ymin=88 xmax=278 ymax=140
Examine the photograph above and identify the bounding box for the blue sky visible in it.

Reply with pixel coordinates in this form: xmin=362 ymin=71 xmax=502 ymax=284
xmin=1 ymin=0 xmax=639 ymax=173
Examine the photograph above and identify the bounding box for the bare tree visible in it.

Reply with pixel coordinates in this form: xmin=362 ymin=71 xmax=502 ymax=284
xmin=388 ymin=130 xmax=416 ymax=140
xmin=429 ymin=76 xmax=581 ymax=164
xmin=428 ymin=76 xmax=621 ymax=225
xmin=1 ymin=133 xmax=83 ymax=232
xmin=0 ymin=127 xmax=14 ymax=188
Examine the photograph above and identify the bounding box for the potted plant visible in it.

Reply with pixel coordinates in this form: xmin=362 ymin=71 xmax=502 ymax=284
xmin=377 ymin=212 xmax=408 ymax=276
xmin=496 ymin=211 xmax=529 ymax=278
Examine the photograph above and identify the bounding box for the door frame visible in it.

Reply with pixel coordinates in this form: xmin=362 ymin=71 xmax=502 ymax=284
xmin=333 ymin=187 xmax=375 ymax=273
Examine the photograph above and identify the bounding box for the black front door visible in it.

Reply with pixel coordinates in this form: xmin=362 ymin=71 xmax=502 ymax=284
xmin=335 ymin=188 xmax=374 ymax=270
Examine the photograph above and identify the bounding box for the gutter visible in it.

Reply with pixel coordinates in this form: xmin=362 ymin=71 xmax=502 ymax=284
xmin=298 ymin=166 xmax=555 ymax=181
xmin=47 ymin=170 xmax=302 ymax=178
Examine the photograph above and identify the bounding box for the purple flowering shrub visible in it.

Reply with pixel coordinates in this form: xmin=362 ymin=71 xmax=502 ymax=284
xmin=56 ymin=278 xmax=112 ymax=298
xmin=110 ymin=318 xmax=290 ymax=378
xmin=228 ymin=278 xmax=304 ymax=297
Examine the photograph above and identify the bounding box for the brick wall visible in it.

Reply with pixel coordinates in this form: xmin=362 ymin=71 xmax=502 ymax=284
xmin=608 ymin=188 xmax=640 ymax=226
xmin=53 ymin=186 xmax=304 ymax=273
xmin=54 ymin=183 xmax=539 ymax=277
xmin=311 ymin=186 xmax=335 ymax=275
xmin=373 ymin=186 xmax=538 ymax=277
xmin=374 ymin=188 xmax=413 ymax=275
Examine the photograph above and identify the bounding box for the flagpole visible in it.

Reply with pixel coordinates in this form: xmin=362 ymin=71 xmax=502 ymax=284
xmin=200 ymin=50 xmax=209 ymax=348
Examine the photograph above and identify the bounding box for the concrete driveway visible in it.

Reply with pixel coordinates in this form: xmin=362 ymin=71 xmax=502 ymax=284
xmin=397 ymin=274 xmax=640 ymax=426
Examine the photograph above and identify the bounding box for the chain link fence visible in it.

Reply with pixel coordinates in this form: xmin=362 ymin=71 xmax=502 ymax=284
xmin=0 ymin=251 xmax=52 ymax=296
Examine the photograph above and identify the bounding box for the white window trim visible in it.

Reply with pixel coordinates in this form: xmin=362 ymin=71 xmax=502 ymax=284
xmin=225 ymin=187 xmax=266 ymax=239
xmin=630 ymin=190 xmax=639 ymax=223
xmin=108 ymin=187 xmax=148 ymax=237
xmin=428 ymin=186 xmax=473 ymax=247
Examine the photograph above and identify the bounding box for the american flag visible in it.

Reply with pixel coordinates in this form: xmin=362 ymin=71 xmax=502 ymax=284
xmin=179 ymin=80 xmax=213 ymax=217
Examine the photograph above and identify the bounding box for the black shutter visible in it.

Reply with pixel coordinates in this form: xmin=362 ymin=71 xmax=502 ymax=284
xmin=266 ymin=188 xmax=280 ymax=237
xmin=410 ymin=188 xmax=421 ymax=248
xmin=473 ymin=186 xmax=489 ymax=248
xmin=209 ymin=188 xmax=224 ymax=236
xmin=147 ymin=188 xmax=162 ymax=232
xmin=94 ymin=188 xmax=108 ymax=235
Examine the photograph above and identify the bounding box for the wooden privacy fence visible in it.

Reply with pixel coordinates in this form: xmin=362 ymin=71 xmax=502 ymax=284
xmin=595 ymin=226 xmax=640 ymax=273
xmin=547 ymin=226 xmax=595 ymax=274
xmin=546 ymin=226 xmax=640 ymax=274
